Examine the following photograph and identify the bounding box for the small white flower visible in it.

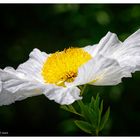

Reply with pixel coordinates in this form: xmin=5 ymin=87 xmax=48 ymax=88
xmin=1 ymin=29 xmax=140 ymax=106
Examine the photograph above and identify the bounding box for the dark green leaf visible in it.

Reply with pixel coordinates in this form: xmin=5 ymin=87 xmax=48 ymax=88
xmin=99 ymin=107 xmax=110 ymax=131
xmin=98 ymin=100 xmax=103 ymax=127
xmin=77 ymin=100 xmax=93 ymax=120
xmin=94 ymin=93 xmax=100 ymax=111
xmin=89 ymin=96 xmax=95 ymax=109
xmin=77 ymin=100 xmax=85 ymax=110
xmin=77 ymin=101 xmax=97 ymax=128
xmin=100 ymin=100 xmax=103 ymax=113
xmin=87 ymin=107 xmax=98 ymax=128
xmin=79 ymin=105 xmax=90 ymax=121
xmin=74 ymin=120 xmax=93 ymax=134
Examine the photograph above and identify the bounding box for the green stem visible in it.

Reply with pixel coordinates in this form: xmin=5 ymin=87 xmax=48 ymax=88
xmin=80 ymin=84 xmax=88 ymax=96
xmin=78 ymin=85 xmax=83 ymax=90
xmin=77 ymin=84 xmax=88 ymax=108
xmin=96 ymin=129 xmax=99 ymax=136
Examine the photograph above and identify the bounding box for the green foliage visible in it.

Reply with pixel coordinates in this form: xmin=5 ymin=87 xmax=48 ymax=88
xmin=74 ymin=120 xmax=93 ymax=134
xmin=60 ymin=105 xmax=83 ymax=117
xmin=61 ymin=94 xmax=110 ymax=136
xmin=99 ymin=107 xmax=110 ymax=131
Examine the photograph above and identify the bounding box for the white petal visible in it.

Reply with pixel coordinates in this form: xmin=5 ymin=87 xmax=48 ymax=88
xmin=43 ymin=85 xmax=82 ymax=105
xmin=3 ymin=67 xmax=28 ymax=80
xmin=82 ymin=44 xmax=97 ymax=56
xmin=99 ymin=29 xmax=140 ymax=72
xmin=92 ymin=29 xmax=140 ymax=73
xmin=112 ymin=29 xmax=140 ymax=71
xmin=16 ymin=48 xmax=48 ymax=83
xmin=0 ymin=77 xmax=2 ymax=93
xmin=65 ymin=55 xmax=132 ymax=87
xmin=83 ymin=31 xmax=121 ymax=57
xmin=125 ymin=28 xmax=140 ymax=43
xmin=0 ymin=69 xmax=43 ymax=106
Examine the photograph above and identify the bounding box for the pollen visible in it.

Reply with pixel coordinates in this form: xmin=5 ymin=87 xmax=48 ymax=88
xmin=41 ymin=47 xmax=92 ymax=86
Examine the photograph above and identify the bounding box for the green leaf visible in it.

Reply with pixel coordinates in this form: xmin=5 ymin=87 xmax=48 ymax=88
xmin=61 ymin=105 xmax=70 ymax=112
xmin=100 ymin=100 xmax=103 ymax=113
xmin=78 ymin=104 xmax=89 ymax=121
xmin=77 ymin=100 xmax=98 ymax=128
xmin=68 ymin=105 xmax=81 ymax=116
xmin=74 ymin=120 xmax=93 ymax=134
xmin=77 ymin=100 xmax=85 ymax=109
xmin=89 ymin=96 xmax=95 ymax=109
xmin=61 ymin=105 xmax=83 ymax=117
xmin=77 ymin=100 xmax=92 ymax=120
xmin=98 ymin=100 xmax=103 ymax=127
xmin=94 ymin=93 xmax=100 ymax=111
xmin=99 ymin=107 xmax=110 ymax=131
xmin=87 ymin=107 xmax=98 ymax=128
xmin=61 ymin=95 xmax=110 ymax=136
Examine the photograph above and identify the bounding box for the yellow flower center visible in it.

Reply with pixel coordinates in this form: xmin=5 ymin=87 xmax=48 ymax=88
xmin=42 ymin=48 xmax=92 ymax=86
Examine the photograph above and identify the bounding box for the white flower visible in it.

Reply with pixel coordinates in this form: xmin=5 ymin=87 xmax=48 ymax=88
xmin=0 ymin=29 xmax=140 ymax=106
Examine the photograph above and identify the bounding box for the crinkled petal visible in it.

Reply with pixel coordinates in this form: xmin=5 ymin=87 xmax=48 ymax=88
xmin=0 ymin=77 xmax=2 ymax=93
xmin=84 ymin=29 xmax=140 ymax=72
xmin=43 ymin=85 xmax=82 ymax=105
xmin=65 ymin=55 xmax=132 ymax=87
xmin=16 ymin=48 xmax=48 ymax=83
xmin=0 ymin=68 xmax=44 ymax=106
xmin=83 ymin=31 xmax=121 ymax=57
xmin=112 ymin=29 xmax=140 ymax=71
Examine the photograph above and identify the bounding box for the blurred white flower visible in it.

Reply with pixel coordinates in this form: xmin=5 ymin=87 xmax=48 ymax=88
xmin=1 ymin=29 xmax=140 ymax=106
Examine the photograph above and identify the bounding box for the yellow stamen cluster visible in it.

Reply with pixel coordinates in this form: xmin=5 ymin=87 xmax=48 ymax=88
xmin=42 ymin=48 xmax=92 ymax=86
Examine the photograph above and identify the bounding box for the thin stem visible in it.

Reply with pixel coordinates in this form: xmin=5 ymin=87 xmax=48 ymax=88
xmin=77 ymin=84 xmax=88 ymax=108
xmin=77 ymin=84 xmax=88 ymax=111
xmin=80 ymin=84 xmax=88 ymax=96
xmin=78 ymin=85 xmax=83 ymax=90
xmin=96 ymin=129 xmax=99 ymax=136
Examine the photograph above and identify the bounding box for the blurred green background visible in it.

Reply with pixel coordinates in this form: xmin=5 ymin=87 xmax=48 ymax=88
xmin=0 ymin=4 xmax=140 ymax=136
